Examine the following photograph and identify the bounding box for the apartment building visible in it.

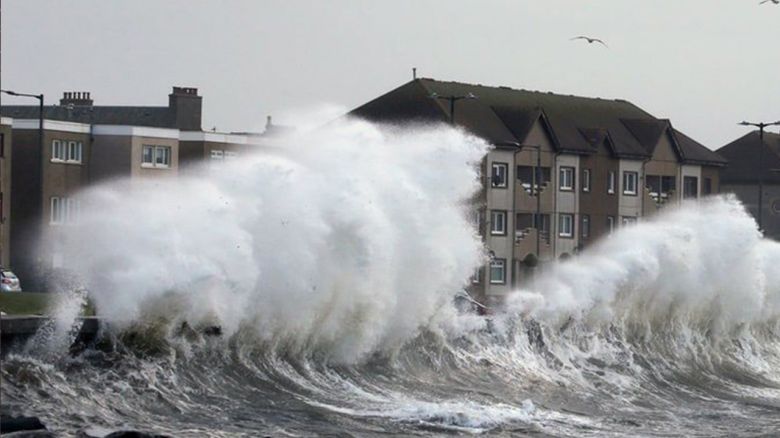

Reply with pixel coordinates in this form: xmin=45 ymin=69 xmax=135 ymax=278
xmin=1 ymin=87 xmax=271 ymax=289
xmin=0 ymin=118 xmax=12 ymax=267
xmin=717 ymin=131 xmax=780 ymax=240
xmin=351 ymin=78 xmax=726 ymax=305
xmin=7 ymin=119 xmax=92 ymax=288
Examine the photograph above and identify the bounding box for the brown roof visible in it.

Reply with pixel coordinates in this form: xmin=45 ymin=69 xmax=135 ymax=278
xmin=350 ymin=78 xmax=726 ymax=166
xmin=717 ymin=131 xmax=780 ymax=184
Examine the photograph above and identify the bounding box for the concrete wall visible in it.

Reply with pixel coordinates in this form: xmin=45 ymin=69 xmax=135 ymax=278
xmin=554 ymin=154 xmax=580 ymax=257
xmin=130 ymin=136 xmax=179 ymax=179
xmin=618 ymin=159 xmax=643 ymax=223
xmin=91 ymin=135 xmax=133 ymax=181
xmin=485 ymin=147 xmax=515 ymax=297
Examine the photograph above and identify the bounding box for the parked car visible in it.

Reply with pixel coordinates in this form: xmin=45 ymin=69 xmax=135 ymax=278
xmin=0 ymin=269 xmax=22 ymax=292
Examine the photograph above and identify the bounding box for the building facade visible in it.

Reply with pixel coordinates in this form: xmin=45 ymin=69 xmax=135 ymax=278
xmin=351 ymin=78 xmax=726 ymax=305
xmin=1 ymin=87 xmax=271 ymax=289
xmin=717 ymin=131 xmax=780 ymax=240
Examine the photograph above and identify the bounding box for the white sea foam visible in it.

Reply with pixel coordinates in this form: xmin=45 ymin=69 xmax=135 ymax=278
xmin=506 ymin=195 xmax=780 ymax=334
xmin=49 ymin=119 xmax=489 ymax=363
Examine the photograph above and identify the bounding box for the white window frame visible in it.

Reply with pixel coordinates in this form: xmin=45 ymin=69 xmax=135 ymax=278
xmin=607 ymin=216 xmax=615 ymax=233
xmin=607 ymin=171 xmax=616 ymax=194
xmin=51 ymin=140 xmax=65 ymax=161
xmin=67 ymin=141 xmax=82 ymax=163
xmin=50 ymin=196 xmax=80 ymax=225
xmin=210 ymin=149 xmax=224 ymax=160
xmin=142 ymin=145 xmax=172 ymax=169
xmin=224 ymin=150 xmax=238 ymax=160
xmin=489 ymin=259 xmax=506 ymax=284
xmin=623 ymin=171 xmax=638 ymax=196
xmin=622 ymin=216 xmax=637 ymax=226
xmin=559 ymin=166 xmax=575 ymax=191
xmin=558 ymin=213 xmax=574 ymax=238
xmin=472 ymin=267 xmax=482 ymax=284
xmin=491 ymin=162 xmax=508 ymax=188
xmin=490 ymin=210 xmax=507 ymax=236
xmin=582 ymin=169 xmax=591 ymax=192
xmin=50 ymin=197 xmax=64 ymax=225
xmin=51 ymin=140 xmax=83 ymax=164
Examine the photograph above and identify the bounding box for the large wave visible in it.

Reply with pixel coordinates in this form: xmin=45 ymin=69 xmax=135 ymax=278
xmin=7 ymin=121 xmax=780 ymax=436
xmin=47 ymin=119 xmax=489 ymax=363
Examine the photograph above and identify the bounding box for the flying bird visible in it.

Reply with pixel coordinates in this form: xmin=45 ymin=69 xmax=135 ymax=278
xmin=760 ymin=0 xmax=779 ymax=4
xmin=570 ymin=36 xmax=608 ymax=47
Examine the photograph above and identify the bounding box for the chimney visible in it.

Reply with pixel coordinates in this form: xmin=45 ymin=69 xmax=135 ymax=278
xmin=168 ymin=86 xmax=202 ymax=131
xmin=60 ymin=91 xmax=93 ymax=107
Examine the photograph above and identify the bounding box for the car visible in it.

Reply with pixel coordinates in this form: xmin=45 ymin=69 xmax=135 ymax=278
xmin=0 ymin=270 xmax=22 ymax=292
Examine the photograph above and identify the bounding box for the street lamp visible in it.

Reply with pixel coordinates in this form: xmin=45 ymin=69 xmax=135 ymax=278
xmin=430 ymin=92 xmax=477 ymax=124
xmin=1 ymin=89 xmax=44 ymax=166
xmin=738 ymin=120 xmax=780 ymax=232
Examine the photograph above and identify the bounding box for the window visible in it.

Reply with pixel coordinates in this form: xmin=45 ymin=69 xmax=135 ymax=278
xmin=607 ymin=171 xmax=616 ymax=194
xmin=67 ymin=141 xmax=82 ymax=163
xmin=472 ymin=267 xmax=483 ymax=284
xmin=490 ymin=210 xmax=507 ymax=235
xmin=489 ymin=259 xmax=506 ymax=284
xmin=491 ymin=162 xmax=508 ymax=188
xmin=558 ymin=213 xmax=574 ymax=238
xmin=517 ymin=166 xmax=551 ymax=195
xmin=683 ymin=176 xmax=698 ymax=199
xmin=607 ymin=216 xmax=615 ymax=233
xmin=50 ymin=196 xmax=80 ymax=225
xmin=210 ymin=149 xmax=224 ymax=160
xmin=559 ymin=167 xmax=575 ymax=191
xmin=142 ymin=145 xmax=172 ymax=168
xmin=703 ymin=177 xmax=712 ymax=195
xmin=474 ymin=209 xmax=482 ymax=230
xmin=646 ymin=175 xmax=676 ymax=203
xmin=52 ymin=140 xmax=66 ymax=161
xmin=51 ymin=139 xmax=82 ymax=163
xmin=224 ymin=151 xmax=238 ymax=160
xmin=623 ymin=171 xmax=638 ymax=195
xmin=581 ymin=214 xmax=590 ymax=239
xmin=0 ymin=133 xmax=5 ymax=158
xmin=622 ymin=216 xmax=637 ymax=226
xmin=582 ymin=169 xmax=591 ymax=192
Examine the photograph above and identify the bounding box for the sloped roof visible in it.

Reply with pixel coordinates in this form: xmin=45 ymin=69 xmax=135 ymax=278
xmin=717 ymin=131 xmax=780 ymax=184
xmin=1 ymin=105 xmax=173 ymax=128
xmin=673 ymin=129 xmax=727 ymax=166
xmin=350 ymin=78 xmax=725 ymax=166
xmin=621 ymin=118 xmax=670 ymax=154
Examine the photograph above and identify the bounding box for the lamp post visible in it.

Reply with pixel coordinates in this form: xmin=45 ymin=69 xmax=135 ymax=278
xmin=738 ymin=120 xmax=780 ymax=232
xmin=1 ymin=90 xmax=44 ymax=169
xmin=0 ymin=90 xmax=43 ymax=266
xmin=430 ymin=92 xmax=477 ymax=124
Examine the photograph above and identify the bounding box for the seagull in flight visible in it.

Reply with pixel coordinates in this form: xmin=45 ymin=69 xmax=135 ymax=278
xmin=760 ymin=0 xmax=779 ymax=4
xmin=570 ymin=36 xmax=608 ymax=47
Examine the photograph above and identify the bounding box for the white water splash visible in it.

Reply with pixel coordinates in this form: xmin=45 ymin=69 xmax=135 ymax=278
xmin=51 ymin=119 xmax=488 ymax=363
xmin=507 ymin=195 xmax=780 ymax=334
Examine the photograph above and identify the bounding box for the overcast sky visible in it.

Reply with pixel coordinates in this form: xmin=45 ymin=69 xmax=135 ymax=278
xmin=2 ymin=0 xmax=778 ymax=148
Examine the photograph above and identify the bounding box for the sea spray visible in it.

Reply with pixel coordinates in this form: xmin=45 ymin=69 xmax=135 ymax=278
xmin=506 ymin=195 xmax=780 ymax=333
xmin=47 ymin=119 xmax=489 ymax=363
xmin=11 ymin=128 xmax=780 ymax=435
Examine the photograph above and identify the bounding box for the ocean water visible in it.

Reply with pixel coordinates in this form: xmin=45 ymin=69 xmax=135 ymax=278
xmin=3 ymin=120 xmax=780 ymax=437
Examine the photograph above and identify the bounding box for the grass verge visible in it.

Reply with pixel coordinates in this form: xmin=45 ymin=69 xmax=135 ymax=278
xmin=0 ymin=292 xmax=95 ymax=316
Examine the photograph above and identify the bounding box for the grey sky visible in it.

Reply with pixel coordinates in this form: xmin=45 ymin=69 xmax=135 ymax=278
xmin=2 ymin=0 xmax=778 ymax=147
